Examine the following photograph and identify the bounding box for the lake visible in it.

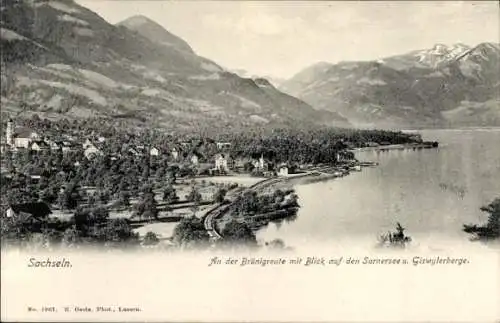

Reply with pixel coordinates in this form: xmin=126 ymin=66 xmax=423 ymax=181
xmin=257 ymin=129 xmax=500 ymax=250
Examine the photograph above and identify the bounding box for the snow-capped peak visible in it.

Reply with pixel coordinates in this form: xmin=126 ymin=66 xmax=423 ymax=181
xmin=416 ymin=43 xmax=472 ymax=67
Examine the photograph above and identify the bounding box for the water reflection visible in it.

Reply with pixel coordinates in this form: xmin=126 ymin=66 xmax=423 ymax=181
xmin=257 ymin=129 xmax=500 ymax=250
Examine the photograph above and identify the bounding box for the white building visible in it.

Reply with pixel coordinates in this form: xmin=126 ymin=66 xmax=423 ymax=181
xmin=253 ymin=154 xmax=267 ymax=170
xmin=84 ymin=145 xmax=101 ymax=159
xmin=150 ymin=147 xmax=160 ymax=157
xmin=30 ymin=141 xmax=49 ymax=152
xmin=46 ymin=140 xmax=61 ymax=151
xmin=215 ymin=153 xmax=233 ymax=172
xmin=13 ymin=131 xmax=40 ymax=150
xmin=128 ymin=148 xmax=140 ymax=156
xmin=61 ymin=142 xmax=73 ymax=153
xmin=4 ymin=119 xmax=39 ymax=149
xmin=216 ymin=142 xmax=232 ymax=150
xmin=190 ymin=154 xmax=199 ymax=165
xmin=278 ymin=165 xmax=289 ymax=177
xmin=171 ymin=147 xmax=179 ymax=160
xmin=5 ymin=119 xmax=13 ymax=146
xmin=83 ymin=138 xmax=95 ymax=150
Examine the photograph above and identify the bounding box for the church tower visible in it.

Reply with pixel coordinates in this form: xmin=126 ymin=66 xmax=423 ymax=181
xmin=6 ymin=118 xmax=13 ymax=146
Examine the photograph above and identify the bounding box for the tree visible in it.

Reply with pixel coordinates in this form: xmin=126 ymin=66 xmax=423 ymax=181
xmin=142 ymin=192 xmax=158 ymax=220
xmin=463 ymin=198 xmax=500 ymax=241
xmin=134 ymin=190 xmax=158 ymax=220
xmin=61 ymin=226 xmax=81 ymax=247
xmin=236 ymin=191 xmax=259 ymax=215
xmin=377 ymin=222 xmax=411 ymax=248
xmin=243 ymin=162 xmax=255 ymax=172
xmin=273 ymin=189 xmax=286 ymax=203
xmin=71 ymin=206 xmax=108 ymax=237
xmin=220 ymin=220 xmax=257 ymax=247
xmin=214 ymin=188 xmax=227 ymax=203
xmin=172 ymin=216 xmax=210 ymax=248
xmin=166 ymin=168 xmax=177 ymax=184
xmin=143 ymin=231 xmax=160 ymax=246
xmin=186 ymin=186 xmax=202 ymax=203
xmin=162 ymin=184 xmax=178 ymax=204
xmin=118 ymin=191 xmax=131 ymax=207
xmin=87 ymin=193 xmax=97 ymax=206
xmin=155 ymin=167 xmax=166 ymax=179
xmin=90 ymin=207 xmax=109 ymax=224
xmin=39 ymin=189 xmax=53 ymax=204
xmin=58 ymin=183 xmax=80 ymax=210
xmin=265 ymin=238 xmax=286 ymax=250
xmin=91 ymin=218 xmax=139 ymax=245
xmin=98 ymin=189 xmax=110 ymax=205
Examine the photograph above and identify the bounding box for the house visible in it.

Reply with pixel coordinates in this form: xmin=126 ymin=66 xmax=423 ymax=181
xmin=5 ymin=119 xmax=14 ymax=146
xmin=336 ymin=150 xmax=355 ymax=163
xmin=263 ymin=170 xmax=275 ymax=177
xmin=128 ymin=148 xmax=140 ymax=156
xmin=214 ymin=153 xmax=233 ymax=172
xmin=216 ymin=142 xmax=232 ymax=150
xmin=61 ymin=141 xmax=76 ymax=153
xmin=0 ymin=141 xmax=9 ymax=154
xmin=171 ymin=147 xmax=179 ymax=160
xmin=83 ymin=138 xmax=95 ymax=150
xmin=233 ymin=158 xmax=247 ymax=169
xmin=190 ymin=154 xmax=199 ymax=165
xmin=6 ymin=202 xmax=52 ymax=221
xmin=30 ymin=140 xmax=50 ymax=152
xmin=84 ymin=145 xmax=101 ymax=159
xmin=150 ymin=147 xmax=160 ymax=157
xmin=252 ymin=154 xmax=268 ymax=171
xmin=3 ymin=119 xmax=38 ymax=149
xmin=278 ymin=164 xmax=289 ymax=177
xmin=12 ymin=127 xmax=40 ymax=149
xmin=46 ymin=139 xmax=61 ymax=151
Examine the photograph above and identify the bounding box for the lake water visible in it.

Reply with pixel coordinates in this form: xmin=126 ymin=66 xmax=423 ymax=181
xmin=257 ymin=129 xmax=500 ymax=250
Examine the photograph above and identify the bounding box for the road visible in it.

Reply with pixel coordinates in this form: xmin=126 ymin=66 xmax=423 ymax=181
xmin=202 ymin=177 xmax=284 ymax=240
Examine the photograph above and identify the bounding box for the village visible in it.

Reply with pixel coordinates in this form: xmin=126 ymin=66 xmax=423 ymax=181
xmin=0 ymin=115 xmax=424 ymax=249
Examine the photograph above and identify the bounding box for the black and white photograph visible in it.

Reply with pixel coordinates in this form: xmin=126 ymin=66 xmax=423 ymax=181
xmin=1 ymin=0 xmax=499 ymax=322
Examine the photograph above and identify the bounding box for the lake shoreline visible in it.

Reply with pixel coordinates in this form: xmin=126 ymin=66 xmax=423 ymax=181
xmin=351 ymin=142 xmax=439 ymax=152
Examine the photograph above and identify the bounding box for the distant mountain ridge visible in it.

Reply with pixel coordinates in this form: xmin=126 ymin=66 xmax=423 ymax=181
xmin=280 ymin=43 xmax=500 ymax=128
xmin=0 ymin=0 xmax=350 ymax=131
xmin=117 ymin=15 xmax=195 ymax=54
xmin=228 ymin=68 xmax=287 ymax=88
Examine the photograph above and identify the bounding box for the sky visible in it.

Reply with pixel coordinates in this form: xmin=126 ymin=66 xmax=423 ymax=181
xmin=76 ymin=1 xmax=499 ymax=79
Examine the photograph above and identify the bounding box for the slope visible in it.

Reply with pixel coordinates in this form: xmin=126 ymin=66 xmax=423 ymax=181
xmin=1 ymin=0 xmax=350 ymax=131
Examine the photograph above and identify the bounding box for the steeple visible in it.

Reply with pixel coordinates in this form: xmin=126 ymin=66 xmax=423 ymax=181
xmin=6 ymin=118 xmax=13 ymax=146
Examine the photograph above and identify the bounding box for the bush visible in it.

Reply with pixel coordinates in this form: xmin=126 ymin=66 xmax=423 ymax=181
xmin=143 ymin=231 xmax=160 ymax=246
xmin=463 ymin=198 xmax=500 ymax=241
xmin=172 ymin=216 xmax=210 ymax=248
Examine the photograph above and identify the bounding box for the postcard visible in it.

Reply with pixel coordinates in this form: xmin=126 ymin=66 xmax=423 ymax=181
xmin=1 ymin=1 xmax=499 ymax=322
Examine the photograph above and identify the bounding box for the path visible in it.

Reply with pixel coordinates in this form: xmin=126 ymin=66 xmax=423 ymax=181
xmin=202 ymin=177 xmax=284 ymax=239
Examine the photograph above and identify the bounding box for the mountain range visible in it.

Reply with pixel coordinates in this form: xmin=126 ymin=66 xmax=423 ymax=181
xmin=1 ymin=0 xmax=498 ymax=131
xmin=280 ymin=43 xmax=500 ymax=128
xmin=228 ymin=68 xmax=286 ymax=88
xmin=0 ymin=0 xmax=350 ymax=132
